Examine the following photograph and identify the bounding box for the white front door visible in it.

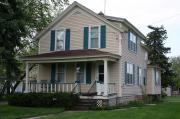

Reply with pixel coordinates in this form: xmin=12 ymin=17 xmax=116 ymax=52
xmin=96 ymin=63 xmax=104 ymax=95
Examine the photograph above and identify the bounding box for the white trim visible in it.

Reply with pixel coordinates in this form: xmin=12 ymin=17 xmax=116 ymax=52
xmin=55 ymin=28 xmax=66 ymax=51
xmin=75 ymin=62 xmax=86 ymax=84
xmin=88 ymin=26 xmax=101 ymax=49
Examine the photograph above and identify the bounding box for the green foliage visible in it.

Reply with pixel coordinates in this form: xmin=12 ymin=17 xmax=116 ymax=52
xmin=170 ymin=56 xmax=180 ymax=90
xmin=0 ymin=0 xmax=69 ymax=95
xmin=146 ymin=25 xmax=175 ymax=87
xmin=161 ymin=91 xmax=167 ymax=98
xmin=7 ymin=92 xmax=79 ymax=109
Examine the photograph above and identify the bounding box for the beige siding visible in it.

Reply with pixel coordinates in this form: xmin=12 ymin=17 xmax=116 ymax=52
xmin=147 ymin=67 xmax=161 ymax=95
xmin=39 ymin=7 xmax=120 ymax=55
xmin=109 ymin=61 xmax=121 ymax=96
xmin=38 ymin=64 xmax=51 ymax=81
xmin=119 ymin=24 xmax=148 ymax=96
xmin=66 ymin=63 xmax=75 ymax=83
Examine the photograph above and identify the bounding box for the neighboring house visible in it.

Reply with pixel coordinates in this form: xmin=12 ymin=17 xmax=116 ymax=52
xmin=22 ymin=1 xmax=161 ymax=106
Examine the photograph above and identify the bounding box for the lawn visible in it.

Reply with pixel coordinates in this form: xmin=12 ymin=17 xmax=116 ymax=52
xmin=43 ymin=96 xmax=180 ymax=119
xmin=0 ymin=104 xmax=64 ymax=119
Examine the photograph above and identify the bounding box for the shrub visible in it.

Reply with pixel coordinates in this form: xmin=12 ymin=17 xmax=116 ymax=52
xmin=128 ymin=100 xmax=144 ymax=107
xmin=7 ymin=92 xmax=79 ymax=109
xmin=161 ymin=91 xmax=167 ymax=98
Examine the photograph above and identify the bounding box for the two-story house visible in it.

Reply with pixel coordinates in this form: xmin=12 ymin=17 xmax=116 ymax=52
xmin=22 ymin=1 xmax=161 ymax=106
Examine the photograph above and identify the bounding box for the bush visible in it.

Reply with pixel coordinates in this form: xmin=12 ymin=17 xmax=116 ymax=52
xmin=161 ymin=91 xmax=167 ymax=98
xmin=7 ymin=92 xmax=79 ymax=109
xmin=128 ymin=100 xmax=144 ymax=107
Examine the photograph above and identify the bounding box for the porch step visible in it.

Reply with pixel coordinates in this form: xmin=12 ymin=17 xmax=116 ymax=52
xmin=72 ymin=99 xmax=97 ymax=110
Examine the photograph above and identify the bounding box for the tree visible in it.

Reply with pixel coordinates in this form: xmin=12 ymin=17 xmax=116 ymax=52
xmin=0 ymin=0 xmax=69 ymax=96
xmin=170 ymin=56 xmax=180 ymax=92
xmin=146 ymin=25 xmax=175 ymax=88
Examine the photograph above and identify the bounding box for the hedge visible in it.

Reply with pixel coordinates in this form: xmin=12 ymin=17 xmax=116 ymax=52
xmin=7 ymin=92 xmax=79 ymax=109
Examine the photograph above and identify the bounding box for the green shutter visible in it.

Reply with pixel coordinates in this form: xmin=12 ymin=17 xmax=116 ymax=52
xmin=135 ymin=36 xmax=137 ymax=52
xmin=125 ymin=62 xmax=127 ymax=84
xmin=84 ymin=27 xmax=89 ymax=49
xmin=154 ymin=68 xmax=157 ymax=85
xmin=128 ymin=31 xmax=130 ymax=50
xmin=137 ymin=66 xmax=139 ymax=85
xmin=50 ymin=30 xmax=55 ymax=51
xmin=86 ymin=62 xmax=91 ymax=84
xmin=133 ymin=64 xmax=135 ymax=84
xmin=101 ymin=25 xmax=106 ymax=48
xmin=65 ymin=29 xmax=70 ymax=50
xmin=51 ymin=64 xmax=56 ymax=83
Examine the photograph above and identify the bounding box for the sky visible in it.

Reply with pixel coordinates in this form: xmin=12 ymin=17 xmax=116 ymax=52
xmin=69 ymin=0 xmax=180 ymax=57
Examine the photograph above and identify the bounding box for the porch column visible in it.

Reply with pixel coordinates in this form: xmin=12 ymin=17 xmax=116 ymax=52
xmin=104 ymin=60 xmax=108 ymax=96
xmin=25 ymin=62 xmax=29 ymax=93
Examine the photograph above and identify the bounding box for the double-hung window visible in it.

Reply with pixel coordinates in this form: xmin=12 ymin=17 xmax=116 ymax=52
xmin=128 ymin=32 xmax=137 ymax=52
xmin=76 ymin=63 xmax=85 ymax=83
xmin=126 ymin=63 xmax=134 ymax=84
xmin=89 ymin=26 xmax=100 ymax=48
xmin=56 ymin=29 xmax=65 ymax=51
xmin=137 ymin=67 xmax=142 ymax=85
xmin=155 ymin=68 xmax=160 ymax=85
xmin=56 ymin=63 xmax=65 ymax=83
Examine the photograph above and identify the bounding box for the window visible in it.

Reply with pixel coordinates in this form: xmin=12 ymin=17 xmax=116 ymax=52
xmin=126 ymin=63 xmax=134 ymax=84
xmin=56 ymin=63 xmax=65 ymax=83
xmin=128 ymin=32 xmax=137 ymax=52
xmin=76 ymin=63 xmax=85 ymax=83
xmin=143 ymin=69 xmax=147 ymax=85
xmin=89 ymin=26 xmax=100 ymax=48
xmin=98 ymin=65 xmax=104 ymax=83
xmin=155 ymin=68 xmax=160 ymax=85
xmin=56 ymin=29 xmax=65 ymax=50
xmin=137 ymin=67 xmax=142 ymax=85
xmin=145 ymin=51 xmax=148 ymax=60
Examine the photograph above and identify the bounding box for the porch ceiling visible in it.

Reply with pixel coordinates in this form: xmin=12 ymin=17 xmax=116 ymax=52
xmin=22 ymin=49 xmax=120 ymax=63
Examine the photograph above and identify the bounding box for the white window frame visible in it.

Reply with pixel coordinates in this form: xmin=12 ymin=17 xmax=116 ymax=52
xmin=126 ymin=62 xmax=134 ymax=85
xmin=129 ymin=32 xmax=137 ymax=52
xmin=55 ymin=28 xmax=66 ymax=51
xmin=139 ymin=67 xmax=142 ymax=85
xmin=75 ymin=62 xmax=86 ymax=84
xmin=88 ymin=26 xmax=101 ymax=49
xmin=145 ymin=51 xmax=148 ymax=60
xmin=56 ymin=63 xmax=66 ymax=83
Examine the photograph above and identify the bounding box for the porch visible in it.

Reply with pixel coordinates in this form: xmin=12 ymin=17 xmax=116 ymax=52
xmin=22 ymin=49 xmax=120 ymax=97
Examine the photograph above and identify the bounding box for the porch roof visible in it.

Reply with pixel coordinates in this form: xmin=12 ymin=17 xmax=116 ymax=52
xmin=22 ymin=49 xmax=120 ymax=63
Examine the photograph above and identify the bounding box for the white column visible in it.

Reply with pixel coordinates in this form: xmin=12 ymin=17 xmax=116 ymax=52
xmin=25 ymin=62 xmax=29 ymax=93
xmin=103 ymin=60 xmax=108 ymax=96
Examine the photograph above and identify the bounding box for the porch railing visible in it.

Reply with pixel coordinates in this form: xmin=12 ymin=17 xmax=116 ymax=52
xmin=26 ymin=83 xmax=75 ymax=93
xmin=23 ymin=81 xmax=117 ymax=95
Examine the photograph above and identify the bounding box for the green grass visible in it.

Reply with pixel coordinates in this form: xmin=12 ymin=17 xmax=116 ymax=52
xmin=0 ymin=104 xmax=64 ymax=119
xmin=43 ymin=97 xmax=180 ymax=119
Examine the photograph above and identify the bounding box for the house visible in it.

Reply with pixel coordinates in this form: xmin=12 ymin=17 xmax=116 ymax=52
xmin=22 ymin=1 xmax=161 ymax=106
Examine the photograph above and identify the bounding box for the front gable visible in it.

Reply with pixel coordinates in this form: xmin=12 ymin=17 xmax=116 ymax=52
xmin=39 ymin=3 xmax=121 ymax=55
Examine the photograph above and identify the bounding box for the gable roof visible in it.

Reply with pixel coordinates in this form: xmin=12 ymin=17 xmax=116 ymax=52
xmin=35 ymin=1 xmax=123 ymax=40
xmin=35 ymin=1 xmax=146 ymax=41
xmin=104 ymin=15 xmax=146 ymax=40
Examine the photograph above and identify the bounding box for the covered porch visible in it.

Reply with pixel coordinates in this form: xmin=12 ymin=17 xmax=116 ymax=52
xmin=22 ymin=49 xmax=120 ymax=97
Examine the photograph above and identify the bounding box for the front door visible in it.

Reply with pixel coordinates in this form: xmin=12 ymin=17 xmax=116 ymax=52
xmin=97 ymin=64 xmax=104 ymax=83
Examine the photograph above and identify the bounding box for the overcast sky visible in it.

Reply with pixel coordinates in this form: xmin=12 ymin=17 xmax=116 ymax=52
xmin=69 ymin=0 xmax=180 ymax=57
